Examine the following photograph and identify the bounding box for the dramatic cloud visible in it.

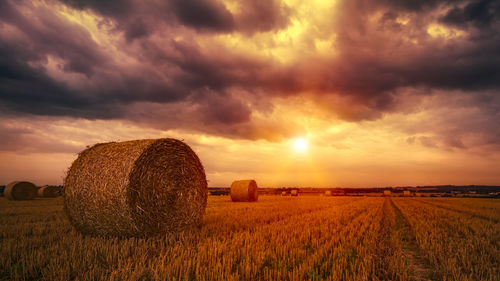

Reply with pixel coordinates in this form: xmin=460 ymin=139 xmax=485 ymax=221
xmin=441 ymin=0 xmax=500 ymax=27
xmin=1 ymin=0 xmax=499 ymax=186
xmin=1 ymin=0 xmax=499 ymax=137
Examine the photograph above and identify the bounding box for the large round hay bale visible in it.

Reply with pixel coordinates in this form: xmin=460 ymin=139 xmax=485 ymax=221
xmin=281 ymin=191 xmax=287 ymax=196
xmin=291 ymin=190 xmax=298 ymax=196
xmin=64 ymin=138 xmax=207 ymax=237
xmin=5 ymin=181 xmax=37 ymax=200
xmin=324 ymin=190 xmax=332 ymax=196
xmin=230 ymin=180 xmax=258 ymax=202
xmin=38 ymin=185 xmax=60 ymax=198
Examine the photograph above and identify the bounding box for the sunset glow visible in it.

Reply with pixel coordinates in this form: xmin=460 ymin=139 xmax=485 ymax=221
xmin=0 ymin=0 xmax=499 ymax=187
xmin=292 ymin=138 xmax=308 ymax=153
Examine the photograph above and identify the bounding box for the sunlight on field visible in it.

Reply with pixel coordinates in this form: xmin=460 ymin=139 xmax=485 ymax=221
xmin=0 ymin=196 xmax=499 ymax=280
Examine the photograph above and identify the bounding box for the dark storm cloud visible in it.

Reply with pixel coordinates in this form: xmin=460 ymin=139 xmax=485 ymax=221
xmin=194 ymin=91 xmax=251 ymax=124
xmin=0 ymin=0 xmax=266 ymax=142
xmin=0 ymin=1 xmax=115 ymax=118
xmin=124 ymin=18 xmax=153 ymax=41
xmin=441 ymin=0 xmax=500 ymax=28
xmin=165 ymin=40 xmax=264 ymax=91
xmin=61 ymin=0 xmax=291 ymax=35
xmin=61 ymin=0 xmax=134 ymax=17
xmin=0 ymin=1 xmax=191 ymax=119
xmin=169 ymin=0 xmax=235 ymax=32
xmin=237 ymin=0 xmax=292 ymax=32
xmin=381 ymin=0 xmax=463 ymax=11
xmin=0 ymin=38 xmax=95 ymax=117
xmin=273 ymin=0 xmax=500 ymax=119
xmin=62 ymin=0 xmax=236 ymax=33
xmin=0 ymin=0 xmax=106 ymax=78
xmin=1 ymin=0 xmax=500 ymax=144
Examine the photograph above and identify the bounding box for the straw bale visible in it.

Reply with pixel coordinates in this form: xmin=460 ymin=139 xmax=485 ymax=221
xmin=5 ymin=181 xmax=37 ymax=200
xmin=291 ymin=190 xmax=298 ymax=196
xmin=38 ymin=185 xmax=60 ymax=198
xmin=64 ymin=138 xmax=207 ymax=237
xmin=230 ymin=180 xmax=258 ymax=202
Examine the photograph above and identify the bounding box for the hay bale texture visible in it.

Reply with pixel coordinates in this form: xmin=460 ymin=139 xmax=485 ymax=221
xmin=64 ymin=138 xmax=207 ymax=237
xmin=38 ymin=185 xmax=60 ymax=198
xmin=230 ymin=180 xmax=258 ymax=202
xmin=5 ymin=181 xmax=37 ymax=200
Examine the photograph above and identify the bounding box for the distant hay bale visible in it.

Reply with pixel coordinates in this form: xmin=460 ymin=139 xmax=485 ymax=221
xmin=64 ymin=138 xmax=207 ymax=237
xmin=281 ymin=191 xmax=287 ymax=196
xmin=383 ymin=190 xmax=391 ymax=196
xmin=230 ymin=180 xmax=258 ymax=202
xmin=325 ymin=190 xmax=332 ymax=196
xmin=403 ymin=190 xmax=411 ymax=197
xmin=5 ymin=181 xmax=37 ymax=200
xmin=291 ymin=190 xmax=298 ymax=196
xmin=38 ymin=185 xmax=60 ymax=198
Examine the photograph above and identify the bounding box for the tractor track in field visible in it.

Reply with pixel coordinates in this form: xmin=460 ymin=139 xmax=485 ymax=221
xmin=412 ymin=199 xmax=499 ymax=224
xmin=374 ymin=198 xmax=396 ymax=280
xmin=390 ymin=199 xmax=438 ymax=281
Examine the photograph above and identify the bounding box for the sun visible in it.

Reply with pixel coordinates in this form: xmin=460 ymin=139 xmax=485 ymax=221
xmin=292 ymin=138 xmax=309 ymax=152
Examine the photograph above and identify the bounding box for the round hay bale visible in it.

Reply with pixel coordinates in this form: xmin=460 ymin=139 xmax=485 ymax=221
xmin=291 ymin=190 xmax=298 ymax=196
xmin=64 ymin=138 xmax=207 ymax=237
xmin=281 ymin=191 xmax=287 ymax=196
xmin=5 ymin=181 xmax=37 ymax=200
xmin=324 ymin=190 xmax=332 ymax=196
xmin=38 ymin=185 xmax=60 ymax=198
xmin=230 ymin=180 xmax=258 ymax=202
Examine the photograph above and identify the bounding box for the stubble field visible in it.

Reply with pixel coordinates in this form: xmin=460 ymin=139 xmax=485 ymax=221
xmin=0 ymin=196 xmax=499 ymax=281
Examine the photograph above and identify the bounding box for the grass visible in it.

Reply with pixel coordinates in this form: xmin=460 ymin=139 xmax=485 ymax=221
xmin=0 ymin=196 xmax=499 ymax=281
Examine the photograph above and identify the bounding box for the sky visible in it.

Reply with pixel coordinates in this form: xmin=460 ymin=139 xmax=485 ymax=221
xmin=1 ymin=0 xmax=499 ymax=187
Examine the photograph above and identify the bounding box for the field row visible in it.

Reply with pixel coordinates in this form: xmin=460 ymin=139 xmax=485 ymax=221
xmin=0 ymin=197 xmax=499 ymax=280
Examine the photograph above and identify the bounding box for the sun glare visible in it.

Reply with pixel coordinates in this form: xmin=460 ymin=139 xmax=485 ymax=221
xmin=293 ymin=138 xmax=309 ymax=152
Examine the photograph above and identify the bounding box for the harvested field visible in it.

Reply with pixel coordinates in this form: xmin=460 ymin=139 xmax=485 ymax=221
xmin=0 ymin=196 xmax=499 ymax=281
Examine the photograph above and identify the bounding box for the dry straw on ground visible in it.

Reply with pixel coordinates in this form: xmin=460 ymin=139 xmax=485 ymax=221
xmin=230 ymin=180 xmax=258 ymax=202
xmin=64 ymin=138 xmax=207 ymax=237
xmin=38 ymin=185 xmax=60 ymax=198
xmin=5 ymin=181 xmax=37 ymax=200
